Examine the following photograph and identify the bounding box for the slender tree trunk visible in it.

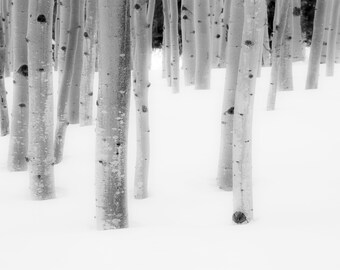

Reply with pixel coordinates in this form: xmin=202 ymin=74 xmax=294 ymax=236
xmin=321 ymin=0 xmax=333 ymax=63
xmin=27 ymin=0 xmax=55 ymax=200
xmin=335 ymin=13 xmax=340 ymax=63
xmin=79 ymin=0 xmax=97 ymax=126
xmin=162 ymin=0 xmax=171 ymax=85
xmin=181 ymin=0 xmax=196 ymax=86
xmin=292 ymin=0 xmax=305 ymax=61
xmin=169 ymin=0 xmax=180 ymax=93
xmin=0 ymin=5 xmax=8 ymax=137
xmin=2 ymin=0 xmax=11 ymax=76
xmin=305 ymin=0 xmax=327 ymax=89
xmin=54 ymin=0 xmax=60 ymax=71
xmin=134 ymin=0 xmax=151 ymax=199
xmin=194 ymin=0 xmax=211 ymax=89
xmin=218 ymin=0 xmax=232 ymax=68
xmin=217 ymin=0 xmax=244 ymax=191
xmin=146 ymin=0 xmax=156 ymax=70
xmin=8 ymin=0 xmax=28 ymax=171
xmin=54 ymin=0 xmax=81 ymax=164
xmin=262 ymin=7 xmax=271 ymax=67
xmin=232 ymin=0 xmax=265 ymax=225
xmin=211 ymin=0 xmax=223 ymax=67
xmin=326 ymin=0 xmax=340 ymax=76
xmin=266 ymin=0 xmax=290 ymax=111
xmin=96 ymin=0 xmax=130 ymax=230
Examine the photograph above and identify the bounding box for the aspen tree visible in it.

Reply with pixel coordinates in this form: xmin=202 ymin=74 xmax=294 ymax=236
xmin=335 ymin=14 xmax=340 ymax=63
xmin=54 ymin=0 xmax=81 ymax=164
xmin=292 ymin=0 xmax=305 ymax=61
xmin=321 ymin=0 xmax=333 ymax=63
xmin=278 ymin=0 xmax=293 ymax=91
xmin=54 ymin=1 xmax=60 ymax=71
xmin=217 ymin=0 xmax=244 ymax=191
xmin=2 ymin=0 xmax=10 ymax=76
xmin=194 ymin=0 xmax=211 ymax=89
xmin=181 ymin=0 xmax=196 ymax=86
xmin=27 ymin=0 xmax=55 ymax=200
xmin=169 ymin=0 xmax=180 ymax=93
xmin=305 ymin=0 xmax=327 ymax=89
xmin=218 ymin=0 xmax=232 ymax=68
xmin=326 ymin=0 xmax=340 ymax=76
xmin=262 ymin=7 xmax=271 ymax=67
xmin=266 ymin=0 xmax=290 ymax=111
xmin=146 ymin=0 xmax=156 ymax=70
xmin=133 ymin=0 xmax=153 ymax=199
xmin=211 ymin=0 xmax=223 ymax=68
xmin=79 ymin=0 xmax=97 ymax=126
xmin=232 ymin=0 xmax=265 ymax=225
xmin=162 ymin=0 xmax=171 ymax=85
xmin=68 ymin=0 xmax=85 ymax=124
xmin=8 ymin=0 xmax=28 ymax=171
xmin=0 ymin=5 xmax=8 ymax=137
xmin=96 ymin=0 xmax=130 ymax=230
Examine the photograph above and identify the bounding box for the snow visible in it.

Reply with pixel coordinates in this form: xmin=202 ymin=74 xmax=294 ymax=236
xmin=1 ymin=51 xmax=340 ymax=270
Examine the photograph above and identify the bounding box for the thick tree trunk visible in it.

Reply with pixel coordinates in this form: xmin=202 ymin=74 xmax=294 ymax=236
xmin=194 ymin=0 xmax=211 ymax=89
xmin=134 ymin=0 xmax=151 ymax=199
xmin=27 ymin=0 xmax=55 ymax=200
xmin=162 ymin=0 xmax=171 ymax=85
xmin=68 ymin=0 xmax=84 ymax=124
xmin=326 ymin=0 xmax=340 ymax=76
xmin=217 ymin=0 xmax=244 ymax=191
xmin=181 ymin=0 xmax=196 ymax=86
xmin=79 ymin=0 xmax=97 ymax=126
xmin=218 ymin=0 xmax=232 ymax=68
xmin=211 ymin=0 xmax=223 ymax=68
xmin=0 ymin=6 xmax=8 ymax=137
xmin=232 ymin=0 xmax=265 ymax=225
xmin=8 ymin=0 xmax=28 ymax=171
xmin=169 ymin=0 xmax=180 ymax=93
xmin=54 ymin=0 xmax=81 ymax=164
xmin=96 ymin=0 xmax=130 ymax=230
xmin=305 ymin=0 xmax=327 ymax=89
xmin=292 ymin=0 xmax=305 ymax=61
xmin=266 ymin=0 xmax=290 ymax=111
xmin=321 ymin=0 xmax=333 ymax=64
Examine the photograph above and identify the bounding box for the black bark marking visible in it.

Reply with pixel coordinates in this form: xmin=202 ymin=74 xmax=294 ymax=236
xmin=226 ymin=107 xmax=234 ymax=115
xmin=142 ymin=105 xmax=148 ymax=113
xmin=18 ymin=103 xmax=26 ymax=108
xmin=134 ymin=4 xmax=140 ymax=9
xmin=17 ymin=64 xmax=28 ymax=77
xmin=61 ymin=46 xmax=66 ymax=51
xmin=232 ymin=212 xmax=248 ymax=224
xmin=244 ymin=40 xmax=254 ymax=47
xmin=293 ymin=7 xmax=301 ymax=16
xmin=84 ymin=32 xmax=89 ymax=38
xmin=37 ymin=14 xmax=47 ymax=23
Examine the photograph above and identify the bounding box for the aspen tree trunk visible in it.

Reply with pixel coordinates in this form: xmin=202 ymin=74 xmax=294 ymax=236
xmin=169 ymin=0 xmax=180 ymax=93
xmin=305 ymin=0 xmax=327 ymax=89
xmin=57 ymin=0 xmax=70 ymax=90
xmin=194 ymin=0 xmax=211 ymax=89
xmin=162 ymin=0 xmax=171 ymax=85
xmin=218 ymin=0 xmax=232 ymax=68
xmin=267 ymin=0 xmax=290 ymax=110
xmin=326 ymin=0 xmax=340 ymax=76
xmin=54 ymin=0 xmax=81 ymax=164
xmin=211 ymin=0 xmax=223 ymax=67
xmin=232 ymin=0 xmax=265 ymax=225
xmin=54 ymin=1 xmax=60 ymax=71
xmin=79 ymin=0 xmax=97 ymax=126
xmin=2 ymin=0 xmax=11 ymax=76
xmin=181 ymin=0 xmax=196 ymax=86
xmin=134 ymin=0 xmax=151 ymax=199
xmin=262 ymin=8 xmax=271 ymax=67
xmin=8 ymin=0 xmax=28 ymax=171
xmin=68 ymin=0 xmax=84 ymax=124
xmin=146 ymin=0 xmax=156 ymax=70
xmin=0 ymin=6 xmax=8 ymax=137
xmin=96 ymin=0 xmax=130 ymax=230
xmin=217 ymin=0 xmax=244 ymax=191
xmin=27 ymin=0 xmax=55 ymax=200
xmin=321 ymin=0 xmax=333 ymax=63
xmin=335 ymin=14 xmax=340 ymax=63
xmin=278 ymin=0 xmax=294 ymax=91
xmin=292 ymin=0 xmax=305 ymax=61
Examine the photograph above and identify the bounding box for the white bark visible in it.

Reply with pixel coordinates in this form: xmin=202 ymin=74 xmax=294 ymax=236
xmin=305 ymin=0 xmax=327 ymax=89
xmin=162 ymin=0 xmax=171 ymax=85
xmin=217 ymin=0 xmax=244 ymax=191
xmin=321 ymin=0 xmax=333 ymax=63
xmin=232 ymin=0 xmax=265 ymax=224
xmin=169 ymin=0 xmax=180 ymax=93
xmin=133 ymin=0 xmax=151 ymax=199
xmin=146 ymin=0 xmax=156 ymax=70
xmin=262 ymin=7 xmax=271 ymax=67
xmin=292 ymin=0 xmax=305 ymax=61
xmin=54 ymin=0 xmax=81 ymax=164
xmin=8 ymin=0 xmax=28 ymax=171
xmin=54 ymin=1 xmax=60 ymax=71
xmin=211 ymin=0 xmax=223 ymax=67
xmin=96 ymin=0 xmax=130 ymax=230
xmin=2 ymin=0 xmax=11 ymax=76
xmin=79 ymin=0 xmax=97 ymax=126
xmin=218 ymin=0 xmax=232 ymax=68
xmin=194 ymin=0 xmax=211 ymax=89
xmin=27 ymin=0 xmax=55 ymax=200
xmin=326 ymin=0 xmax=340 ymax=76
xmin=68 ymin=0 xmax=85 ymax=125
xmin=0 ymin=5 xmax=8 ymax=137
xmin=181 ymin=0 xmax=196 ymax=85
xmin=266 ymin=0 xmax=290 ymax=111
xmin=335 ymin=13 xmax=340 ymax=63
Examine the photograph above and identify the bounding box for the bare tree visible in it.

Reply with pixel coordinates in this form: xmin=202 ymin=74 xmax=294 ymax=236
xmin=169 ymin=0 xmax=180 ymax=92
xmin=326 ymin=0 xmax=340 ymax=76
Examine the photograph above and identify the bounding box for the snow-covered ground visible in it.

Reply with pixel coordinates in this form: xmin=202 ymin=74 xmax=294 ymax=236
xmin=1 ymin=52 xmax=340 ymax=270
